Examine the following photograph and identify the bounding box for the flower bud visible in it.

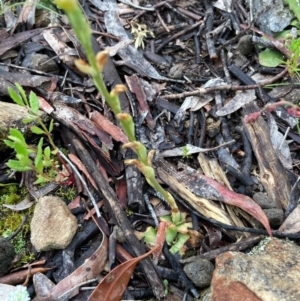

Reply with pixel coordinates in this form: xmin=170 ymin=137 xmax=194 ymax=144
xmin=123 ymin=142 xmax=147 ymax=163
xmin=110 ymin=85 xmax=127 ymax=97
xmin=96 ymin=51 xmax=108 ymax=72
xmin=75 ymin=59 xmax=94 ymax=75
xmin=117 ymin=113 xmax=135 ymax=141
xmin=54 ymin=0 xmax=78 ymax=11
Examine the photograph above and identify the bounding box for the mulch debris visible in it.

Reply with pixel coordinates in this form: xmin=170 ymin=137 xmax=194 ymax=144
xmin=0 ymin=0 xmax=300 ymax=300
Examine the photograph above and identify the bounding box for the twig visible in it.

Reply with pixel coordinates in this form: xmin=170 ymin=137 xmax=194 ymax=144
xmin=58 ymin=149 xmax=101 ymax=217
xmin=163 ymin=67 xmax=288 ymax=99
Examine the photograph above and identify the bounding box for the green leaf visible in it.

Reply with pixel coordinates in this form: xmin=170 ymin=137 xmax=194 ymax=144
xmin=14 ymin=141 xmax=29 ymax=157
xmin=35 ymin=159 xmax=44 ymax=174
xmin=6 ymin=160 xmax=32 ymax=171
xmin=259 ymin=49 xmax=284 ymax=67
xmin=15 ymin=83 xmax=28 ymax=105
xmin=284 ymin=0 xmax=300 ymax=23
xmin=44 ymin=146 xmax=51 ymax=158
xmin=8 ymin=128 xmax=26 ymax=144
xmin=4 ymin=139 xmax=15 ymax=149
xmin=34 ymin=175 xmax=48 ymax=184
xmin=29 ymin=91 xmax=40 ymax=114
xmin=16 ymin=154 xmax=32 ymax=167
xmin=166 ymin=225 xmax=178 ymax=246
xmin=48 ymin=119 xmax=54 ymax=133
xmin=290 ymin=20 xmax=300 ymax=30
xmin=8 ymin=87 xmax=24 ymax=106
xmin=42 ymin=159 xmax=53 ymax=167
xmin=143 ymin=226 xmax=157 ymax=245
xmin=169 ymin=233 xmax=190 ymax=255
xmin=30 ymin=125 xmax=45 ymax=135
xmin=35 ymin=138 xmax=44 ymax=173
xmin=22 ymin=117 xmax=37 ymax=124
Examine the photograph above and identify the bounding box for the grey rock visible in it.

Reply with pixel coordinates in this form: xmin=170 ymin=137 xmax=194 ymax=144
xmin=247 ymin=0 xmax=293 ymax=35
xmin=22 ymin=53 xmax=59 ymax=74
xmin=264 ymin=208 xmax=283 ymax=228
xmin=253 ymin=192 xmax=276 ymax=209
xmin=211 ymin=238 xmax=300 ymax=301
xmin=0 ymin=238 xmax=15 ymax=276
xmin=31 ymin=196 xmax=78 ymax=251
xmin=183 ymin=258 xmax=214 ymax=288
xmin=168 ymin=63 xmax=185 ymax=79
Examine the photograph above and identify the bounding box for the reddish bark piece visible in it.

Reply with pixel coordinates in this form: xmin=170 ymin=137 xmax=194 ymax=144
xmin=52 ymin=101 xmax=113 ymax=149
xmin=68 ymin=195 xmax=81 ymax=210
xmin=68 ymin=153 xmax=97 ymax=190
xmin=90 ymin=111 xmax=129 ymax=144
xmin=83 ymin=201 xmax=104 ymax=220
xmin=153 ymin=222 xmax=167 ymax=265
xmin=116 ymin=178 xmax=127 ymax=209
xmin=87 ymin=245 xmax=159 ymax=301
xmin=125 ymin=75 xmax=155 ymax=129
xmin=116 ymin=244 xmax=134 ymax=262
xmin=37 ymin=96 xmax=54 ymax=114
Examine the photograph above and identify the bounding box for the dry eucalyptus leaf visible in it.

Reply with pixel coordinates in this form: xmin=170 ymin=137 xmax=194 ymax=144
xmin=216 ymin=90 xmax=256 ymax=116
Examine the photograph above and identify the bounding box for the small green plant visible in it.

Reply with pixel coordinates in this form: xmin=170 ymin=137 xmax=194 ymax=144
xmin=258 ymin=33 xmax=300 ymax=78
xmin=182 ymin=145 xmax=191 ymax=159
xmin=5 ymin=83 xmax=101 ymax=215
xmin=54 ymin=0 xmax=182 ymax=218
xmin=4 ymin=84 xmax=68 ymax=184
xmin=130 ymin=21 xmax=154 ymax=49
xmin=136 ymin=213 xmax=192 ymax=256
xmin=163 ymin=279 xmax=169 ymax=295
xmin=285 ymin=36 xmax=300 ymax=78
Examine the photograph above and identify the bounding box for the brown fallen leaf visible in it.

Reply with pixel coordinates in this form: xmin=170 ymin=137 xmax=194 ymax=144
xmin=0 ymin=28 xmax=44 ymax=56
xmin=51 ymin=237 xmax=107 ymax=301
xmin=155 ymin=157 xmax=273 ymax=239
xmin=87 ymin=245 xmax=159 ymax=301
xmin=90 ymin=111 xmax=129 ymax=144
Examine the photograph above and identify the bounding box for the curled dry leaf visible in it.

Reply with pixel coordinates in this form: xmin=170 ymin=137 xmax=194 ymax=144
xmin=152 ymin=222 xmax=167 ymax=265
xmin=87 ymin=245 xmax=159 ymax=301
